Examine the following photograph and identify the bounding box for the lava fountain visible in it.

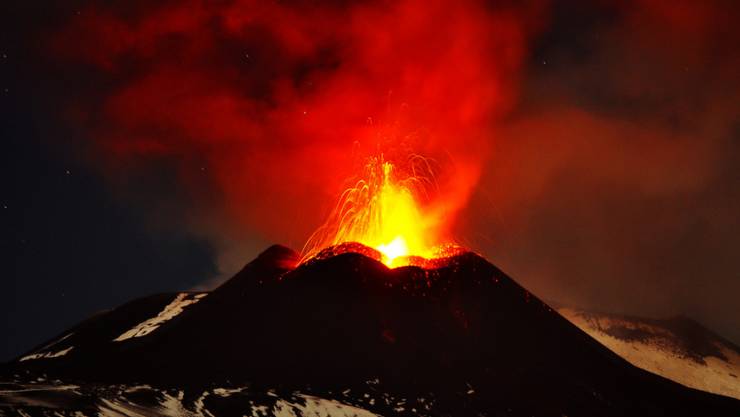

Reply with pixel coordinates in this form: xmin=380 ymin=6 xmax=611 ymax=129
xmin=303 ymin=154 xmax=460 ymax=267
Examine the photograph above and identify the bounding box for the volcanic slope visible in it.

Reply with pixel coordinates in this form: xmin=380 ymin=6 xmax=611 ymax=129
xmin=559 ymin=307 xmax=740 ymax=400
xmin=3 ymin=244 xmax=740 ymax=416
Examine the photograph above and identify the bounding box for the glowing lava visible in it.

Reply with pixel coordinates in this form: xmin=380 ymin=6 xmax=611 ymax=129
xmin=304 ymin=156 xmax=445 ymax=267
xmin=376 ymin=236 xmax=409 ymax=267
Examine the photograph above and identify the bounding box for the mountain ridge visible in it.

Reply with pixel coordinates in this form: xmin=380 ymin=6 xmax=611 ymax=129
xmin=3 ymin=244 xmax=739 ymax=416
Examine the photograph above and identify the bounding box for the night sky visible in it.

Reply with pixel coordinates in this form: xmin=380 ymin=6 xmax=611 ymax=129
xmin=3 ymin=1 xmax=739 ymax=361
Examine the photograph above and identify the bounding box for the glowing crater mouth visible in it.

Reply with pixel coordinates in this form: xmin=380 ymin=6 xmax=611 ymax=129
xmin=305 ymin=241 xmax=467 ymax=270
xmin=303 ymin=155 xmax=455 ymax=268
xmin=375 ymin=236 xmax=409 ymax=267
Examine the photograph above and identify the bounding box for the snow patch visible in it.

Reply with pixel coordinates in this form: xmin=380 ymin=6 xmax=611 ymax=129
xmin=213 ymin=387 xmax=245 ymax=397
xmin=114 ymin=293 xmax=206 ymax=342
xmin=37 ymin=332 xmax=74 ymax=352
xmin=272 ymin=394 xmax=380 ymax=417
xmin=0 ymin=381 xmax=384 ymax=417
xmin=559 ymin=307 xmax=740 ymax=400
xmin=19 ymin=346 xmax=74 ymax=362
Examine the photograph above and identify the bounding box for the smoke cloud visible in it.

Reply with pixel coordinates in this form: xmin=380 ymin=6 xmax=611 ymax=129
xmin=51 ymin=0 xmax=545 ymax=272
xmin=49 ymin=1 xmax=739 ymax=341
xmin=461 ymin=0 xmax=740 ymax=341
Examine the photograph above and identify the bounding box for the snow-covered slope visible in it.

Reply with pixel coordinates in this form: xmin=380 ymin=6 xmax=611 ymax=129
xmin=0 ymin=377 xmax=386 ymax=417
xmin=2 ymin=245 xmax=739 ymax=416
xmin=559 ymin=307 xmax=740 ymax=400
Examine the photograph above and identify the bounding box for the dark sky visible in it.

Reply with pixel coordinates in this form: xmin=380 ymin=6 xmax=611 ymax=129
xmin=2 ymin=0 xmax=739 ymax=361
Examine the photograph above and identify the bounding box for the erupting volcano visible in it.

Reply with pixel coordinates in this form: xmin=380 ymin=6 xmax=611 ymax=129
xmin=4 ymin=0 xmax=740 ymax=415
xmin=303 ymin=154 xmax=460 ymax=268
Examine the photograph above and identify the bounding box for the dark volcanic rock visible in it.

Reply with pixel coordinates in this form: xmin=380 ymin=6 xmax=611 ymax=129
xmin=3 ymin=244 xmax=740 ymax=416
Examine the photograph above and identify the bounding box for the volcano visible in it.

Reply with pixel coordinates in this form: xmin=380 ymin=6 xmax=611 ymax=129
xmin=558 ymin=307 xmax=740 ymax=401
xmin=2 ymin=245 xmax=739 ymax=416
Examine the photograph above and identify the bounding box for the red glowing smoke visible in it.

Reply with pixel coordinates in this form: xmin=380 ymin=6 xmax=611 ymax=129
xmin=51 ymin=0 xmax=544 ymax=248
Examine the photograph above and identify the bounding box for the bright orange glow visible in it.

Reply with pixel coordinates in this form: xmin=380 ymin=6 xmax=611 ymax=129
xmin=303 ymin=156 xmax=447 ymax=267
xmin=376 ymin=236 xmax=409 ymax=267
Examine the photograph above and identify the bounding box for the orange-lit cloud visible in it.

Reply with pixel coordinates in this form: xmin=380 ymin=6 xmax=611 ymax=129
xmin=51 ymin=0 xmax=545 ymax=259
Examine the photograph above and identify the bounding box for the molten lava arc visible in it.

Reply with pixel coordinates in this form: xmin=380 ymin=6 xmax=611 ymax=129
xmin=303 ymin=155 xmax=451 ymax=267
